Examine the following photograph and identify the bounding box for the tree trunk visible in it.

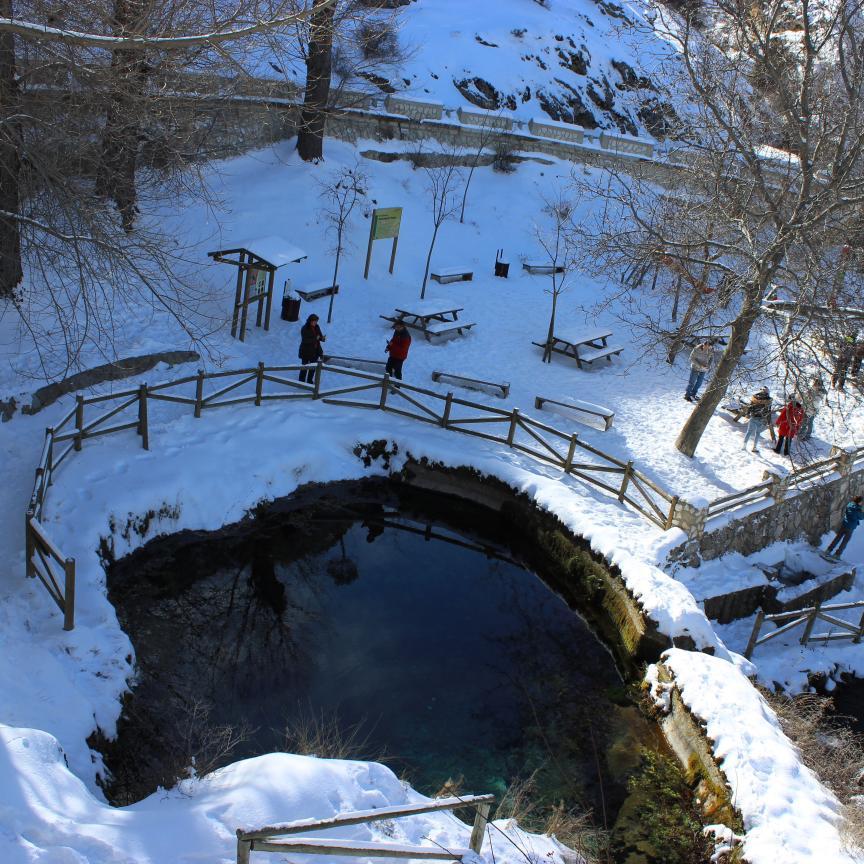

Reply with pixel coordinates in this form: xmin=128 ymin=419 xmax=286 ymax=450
xmin=0 ymin=0 xmax=22 ymax=298
xmin=420 ymin=223 xmax=439 ymax=299
xmin=95 ymin=0 xmax=147 ymax=232
xmin=297 ymin=0 xmax=335 ymax=162
xmin=543 ymin=278 xmax=559 ymax=363
xmin=675 ymin=289 xmax=762 ymax=457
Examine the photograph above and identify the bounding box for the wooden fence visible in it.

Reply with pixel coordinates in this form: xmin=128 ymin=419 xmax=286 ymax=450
xmin=236 ymin=794 xmax=494 ymax=864
xmin=706 ymin=447 xmax=864 ymax=521
xmin=24 ymin=361 xmax=680 ymax=630
xmin=744 ymin=599 xmax=864 ymax=658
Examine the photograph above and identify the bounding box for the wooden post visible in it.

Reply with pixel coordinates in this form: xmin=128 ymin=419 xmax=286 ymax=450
xmin=312 ymin=360 xmax=323 ymax=399
xmin=389 ymin=235 xmax=399 ymax=274
xmin=506 ymin=409 xmax=519 ymax=446
xmin=24 ymin=510 xmax=35 ymax=579
xmin=231 ymin=252 xmax=245 ymax=338
xmin=236 ymin=833 xmax=251 ymax=864
xmin=441 ymin=392 xmax=453 ymax=428
xmin=264 ymin=269 xmax=275 ymax=331
xmin=664 ymin=495 xmax=680 ymax=531
xmin=74 ymin=395 xmax=84 ymax=452
xmin=363 ymin=220 xmax=375 ymax=279
xmin=239 ymin=268 xmax=252 ymax=342
xmin=854 ymin=606 xmax=864 ymax=644
xmin=744 ymin=609 xmax=764 ymax=659
xmin=194 ymin=370 xmax=204 ymax=418
xmin=800 ymin=604 xmax=820 ymax=646
xmin=618 ymin=461 xmax=633 ymax=502
xmin=469 ymin=803 xmax=491 ymax=855
xmin=138 ymin=385 xmax=149 ymax=450
xmin=255 ymin=362 xmax=265 ymax=406
xmin=563 ymin=433 xmax=578 ymax=472
xmin=63 ymin=557 xmax=76 ymax=631
xmin=379 ymin=374 xmax=390 ymax=409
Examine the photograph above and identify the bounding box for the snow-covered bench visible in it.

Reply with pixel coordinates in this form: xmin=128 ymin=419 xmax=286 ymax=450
xmin=533 ymin=328 xmax=624 ymax=369
xmin=296 ymin=282 xmax=339 ymax=302
xmin=424 ymin=320 xmax=477 ymax=340
xmin=534 ymin=396 xmax=614 ymax=431
xmin=522 ymin=262 xmax=564 ymax=275
xmin=431 ymin=371 xmax=509 ymax=398
xmin=430 ymin=267 xmax=473 ymax=284
xmin=323 ymin=355 xmax=387 ymax=373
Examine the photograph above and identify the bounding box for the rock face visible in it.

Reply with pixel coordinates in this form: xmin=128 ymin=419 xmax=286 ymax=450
xmin=391 ymin=0 xmax=676 ymax=138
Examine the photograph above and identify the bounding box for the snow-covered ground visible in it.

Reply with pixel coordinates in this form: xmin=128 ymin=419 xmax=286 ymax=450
xmin=2 ymin=87 xmax=864 ymax=864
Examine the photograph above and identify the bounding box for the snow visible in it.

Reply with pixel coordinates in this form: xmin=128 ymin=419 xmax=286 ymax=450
xmin=232 ymin=235 xmax=309 ymax=267
xmin=1 ymin=1 xmax=863 ymax=859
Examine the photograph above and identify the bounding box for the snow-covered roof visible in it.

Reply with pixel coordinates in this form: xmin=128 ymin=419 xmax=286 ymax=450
xmin=235 ymin=235 xmax=307 ymax=267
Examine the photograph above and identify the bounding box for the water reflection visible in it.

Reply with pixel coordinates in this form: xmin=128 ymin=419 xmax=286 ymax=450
xmin=108 ymin=508 xmax=658 ymax=828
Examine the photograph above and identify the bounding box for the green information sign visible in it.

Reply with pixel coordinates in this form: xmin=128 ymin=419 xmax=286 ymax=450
xmin=372 ymin=207 xmax=403 ymax=240
xmin=365 ymin=206 xmax=403 ymax=278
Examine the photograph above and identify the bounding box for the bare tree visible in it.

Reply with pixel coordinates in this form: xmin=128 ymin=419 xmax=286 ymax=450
xmin=534 ymin=193 xmax=579 ymax=363
xmin=419 ymin=151 xmax=463 ymax=300
xmin=297 ymin=0 xmax=336 ymax=161
xmin=317 ymin=161 xmax=367 ymax=322
xmin=459 ymin=112 xmax=505 ymax=223
xmin=573 ymin=0 xmax=864 ymax=457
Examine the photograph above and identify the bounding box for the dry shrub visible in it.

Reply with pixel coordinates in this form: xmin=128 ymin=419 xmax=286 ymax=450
xmin=280 ymin=706 xmax=386 ymax=762
xmin=765 ymin=690 xmax=864 ymax=853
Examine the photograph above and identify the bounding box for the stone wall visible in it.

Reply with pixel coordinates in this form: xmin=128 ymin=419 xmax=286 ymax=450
xmin=668 ymin=450 xmax=864 ymax=566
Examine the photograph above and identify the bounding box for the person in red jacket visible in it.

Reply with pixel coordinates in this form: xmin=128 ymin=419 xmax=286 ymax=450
xmin=385 ymin=321 xmax=411 ymax=380
xmin=773 ymin=399 xmax=804 ymax=457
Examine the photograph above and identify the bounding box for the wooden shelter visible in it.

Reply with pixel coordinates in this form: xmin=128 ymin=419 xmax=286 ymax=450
xmin=209 ymin=236 xmax=307 ymax=342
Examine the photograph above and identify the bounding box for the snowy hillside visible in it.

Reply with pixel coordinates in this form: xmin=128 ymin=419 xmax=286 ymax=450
xmin=390 ymin=0 xmax=677 ymax=136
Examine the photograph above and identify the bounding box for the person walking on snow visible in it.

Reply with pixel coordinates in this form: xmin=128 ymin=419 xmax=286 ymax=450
xmin=298 ymin=313 xmax=325 ymax=383
xmin=742 ymin=387 xmax=772 ymax=453
xmin=798 ymin=376 xmax=826 ymax=442
xmin=684 ymin=341 xmax=714 ymax=402
xmin=773 ymin=398 xmax=804 ymax=456
xmin=385 ymin=321 xmax=411 ymax=381
xmin=825 ymin=496 xmax=864 ymax=557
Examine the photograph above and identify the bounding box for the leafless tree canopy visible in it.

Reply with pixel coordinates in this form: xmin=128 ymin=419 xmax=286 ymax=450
xmin=574 ymin=0 xmax=864 ymax=456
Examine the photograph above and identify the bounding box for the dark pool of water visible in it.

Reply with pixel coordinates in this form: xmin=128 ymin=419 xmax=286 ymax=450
xmin=105 ymin=488 xmax=663 ymax=835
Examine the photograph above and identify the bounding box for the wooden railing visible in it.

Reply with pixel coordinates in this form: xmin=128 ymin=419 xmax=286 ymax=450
xmin=236 ymin=794 xmax=495 ymax=864
xmin=706 ymin=447 xmax=864 ymax=521
xmin=24 ymin=361 xmax=680 ymax=629
xmin=744 ymin=599 xmax=864 ymax=658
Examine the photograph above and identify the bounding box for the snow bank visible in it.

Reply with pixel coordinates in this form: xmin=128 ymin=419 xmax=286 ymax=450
xmin=654 ymin=649 xmax=858 ymax=864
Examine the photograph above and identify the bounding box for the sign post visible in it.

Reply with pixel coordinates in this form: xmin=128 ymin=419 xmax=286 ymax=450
xmin=364 ymin=207 xmax=403 ymax=279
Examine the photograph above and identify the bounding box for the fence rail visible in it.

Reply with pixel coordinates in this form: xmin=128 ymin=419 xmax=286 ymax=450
xmin=744 ymin=599 xmax=864 ymax=658
xmin=706 ymin=446 xmax=864 ymax=521
xmin=24 ymin=362 xmax=679 ymax=630
xmin=236 ymin=794 xmax=495 ymax=864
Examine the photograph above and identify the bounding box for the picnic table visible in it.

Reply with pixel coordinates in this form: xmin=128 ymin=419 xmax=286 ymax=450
xmin=533 ymin=328 xmax=624 ymax=368
xmin=380 ymin=301 xmax=476 ymax=341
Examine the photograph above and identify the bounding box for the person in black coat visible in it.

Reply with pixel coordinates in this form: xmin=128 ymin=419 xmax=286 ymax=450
xmin=298 ymin=314 xmax=325 ymax=383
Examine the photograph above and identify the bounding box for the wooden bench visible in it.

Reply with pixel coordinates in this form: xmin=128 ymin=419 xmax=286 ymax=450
xmin=535 ymin=396 xmax=614 ymax=431
xmin=523 ymin=262 xmax=564 ymax=275
xmin=296 ymin=282 xmax=339 ymax=302
xmin=431 ymin=267 xmax=473 ymax=284
xmin=432 ymin=371 xmax=509 ymax=398
xmin=323 ymin=355 xmax=387 ymax=373
xmin=424 ymin=320 xmax=477 ymax=340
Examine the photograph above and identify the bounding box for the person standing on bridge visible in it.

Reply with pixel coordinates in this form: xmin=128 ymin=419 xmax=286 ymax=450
xmin=385 ymin=321 xmax=411 ymax=381
xmin=825 ymin=496 xmax=864 ymax=558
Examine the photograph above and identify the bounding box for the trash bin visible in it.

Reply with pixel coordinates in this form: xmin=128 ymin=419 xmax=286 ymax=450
xmin=281 ymin=279 xmax=301 ymax=322
xmin=494 ymin=248 xmax=510 ymax=278
xmin=282 ymin=297 xmax=301 ymax=321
